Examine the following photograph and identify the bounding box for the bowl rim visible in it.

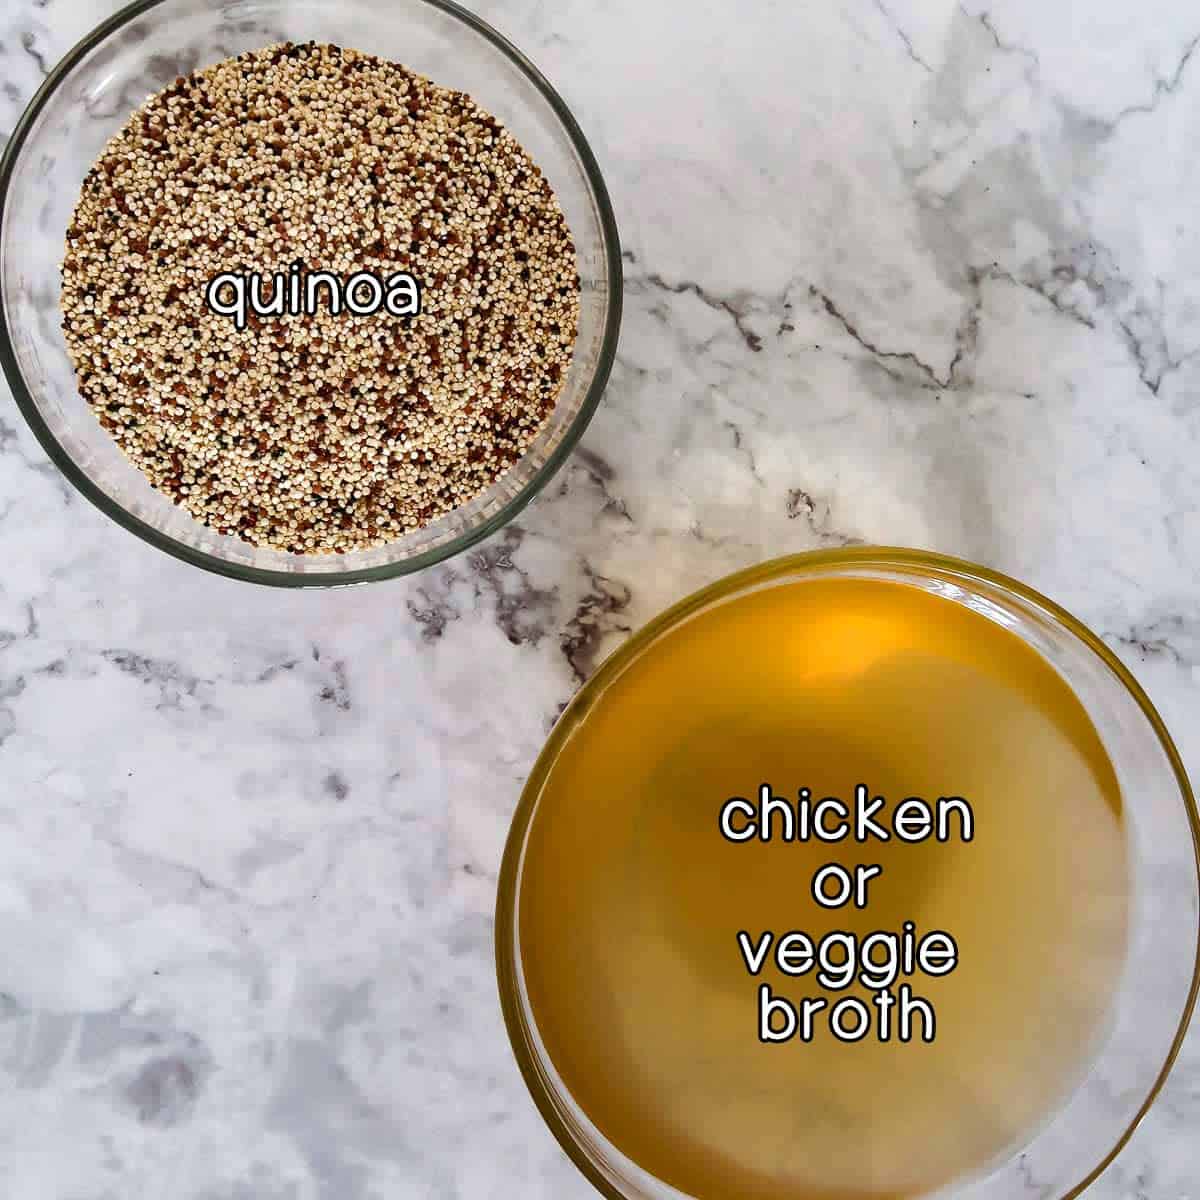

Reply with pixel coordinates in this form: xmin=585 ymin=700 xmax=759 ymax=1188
xmin=495 ymin=545 xmax=1200 ymax=1200
xmin=0 ymin=0 xmax=623 ymax=588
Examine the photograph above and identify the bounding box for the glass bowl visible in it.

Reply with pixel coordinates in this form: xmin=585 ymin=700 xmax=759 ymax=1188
xmin=496 ymin=547 xmax=1200 ymax=1200
xmin=0 ymin=0 xmax=621 ymax=586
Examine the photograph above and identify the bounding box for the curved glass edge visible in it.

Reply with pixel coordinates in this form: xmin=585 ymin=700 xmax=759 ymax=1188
xmin=0 ymin=0 xmax=623 ymax=589
xmin=495 ymin=546 xmax=1200 ymax=1200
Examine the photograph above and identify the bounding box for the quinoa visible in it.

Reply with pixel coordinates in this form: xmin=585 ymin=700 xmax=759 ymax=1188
xmin=60 ymin=41 xmax=581 ymax=554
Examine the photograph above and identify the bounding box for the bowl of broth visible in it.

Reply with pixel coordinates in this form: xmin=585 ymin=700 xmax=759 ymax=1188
xmin=497 ymin=548 xmax=1199 ymax=1200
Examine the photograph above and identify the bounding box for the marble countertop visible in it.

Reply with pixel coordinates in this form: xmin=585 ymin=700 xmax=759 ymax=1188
xmin=1 ymin=0 xmax=1198 ymax=1196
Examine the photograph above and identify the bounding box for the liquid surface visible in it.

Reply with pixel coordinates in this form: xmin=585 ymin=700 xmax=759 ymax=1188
xmin=518 ymin=575 xmax=1130 ymax=1200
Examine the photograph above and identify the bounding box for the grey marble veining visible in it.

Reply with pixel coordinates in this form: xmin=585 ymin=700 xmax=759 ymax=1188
xmin=0 ymin=1 xmax=1198 ymax=1197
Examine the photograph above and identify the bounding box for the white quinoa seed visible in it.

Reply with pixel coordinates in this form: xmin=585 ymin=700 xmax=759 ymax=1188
xmin=60 ymin=41 xmax=581 ymax=555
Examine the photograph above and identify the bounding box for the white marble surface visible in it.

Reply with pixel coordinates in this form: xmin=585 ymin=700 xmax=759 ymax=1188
xmin=1 ymin=0 xmax=1199 ymax=1197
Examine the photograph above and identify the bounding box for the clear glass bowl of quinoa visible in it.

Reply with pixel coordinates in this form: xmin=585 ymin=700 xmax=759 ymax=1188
xmin=0 ymin=0 xmax=622 ymax=586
